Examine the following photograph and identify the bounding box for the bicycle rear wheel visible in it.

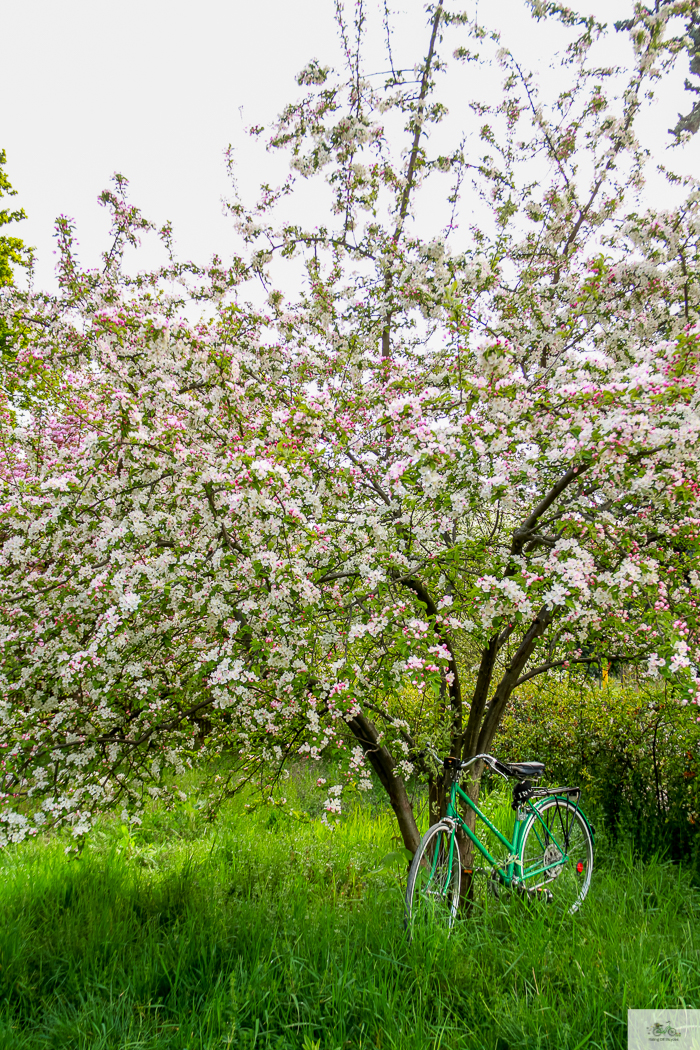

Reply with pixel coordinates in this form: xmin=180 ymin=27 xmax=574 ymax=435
xmin=518 ymin=797 xmax=593 ymax=913
xmin=404 ymin=822 xmax=461 ymax=935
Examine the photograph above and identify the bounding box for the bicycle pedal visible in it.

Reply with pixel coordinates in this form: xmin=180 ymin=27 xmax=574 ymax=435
xmin=521 ymin=885 xmax=553 ymax=903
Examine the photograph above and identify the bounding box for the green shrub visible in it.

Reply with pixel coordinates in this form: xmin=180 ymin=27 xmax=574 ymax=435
xmin=496 ymin=679 xmax=700 ymax=871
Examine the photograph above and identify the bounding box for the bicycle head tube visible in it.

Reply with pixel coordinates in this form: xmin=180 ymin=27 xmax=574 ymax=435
xmin=443 ymin=756 xmax=460 ymax=784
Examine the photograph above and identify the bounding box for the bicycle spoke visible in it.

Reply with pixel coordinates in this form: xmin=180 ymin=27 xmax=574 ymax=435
xmin=405 ymin=824 xmax=461 ymax=935
xmin=518 ymin=798 xmax=593 ymax=914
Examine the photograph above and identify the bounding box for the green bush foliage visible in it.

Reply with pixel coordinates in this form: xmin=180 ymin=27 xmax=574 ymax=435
xmin=497 ymin=678 xmax=700 ymax=871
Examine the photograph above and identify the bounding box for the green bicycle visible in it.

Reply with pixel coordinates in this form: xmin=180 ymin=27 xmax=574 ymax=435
xmin=405 ymin=753 xmax=594 ymax=931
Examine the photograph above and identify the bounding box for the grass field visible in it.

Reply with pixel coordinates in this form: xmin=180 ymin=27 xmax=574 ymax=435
xmin=0 ymin=774 xmax=698 ymax=1050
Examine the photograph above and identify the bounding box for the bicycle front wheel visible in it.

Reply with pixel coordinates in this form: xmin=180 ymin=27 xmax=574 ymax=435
xmin=518 ymin=797 xmax=593 ymax=914
xmin=404 ymin=822 xmax=461 ymax=935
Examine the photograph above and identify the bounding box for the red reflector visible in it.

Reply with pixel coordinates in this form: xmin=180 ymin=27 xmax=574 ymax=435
xmin=576 ymin=861 xmax=584 ymax=873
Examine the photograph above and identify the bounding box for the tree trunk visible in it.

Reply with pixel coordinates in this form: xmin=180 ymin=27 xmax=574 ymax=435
xmin=428 ymin=771 xmax=446 ymax=827
xmin=347 ymin=712 xmax=421 ymax=852
xmin=456 ymin=768 xmax=482 ymax=910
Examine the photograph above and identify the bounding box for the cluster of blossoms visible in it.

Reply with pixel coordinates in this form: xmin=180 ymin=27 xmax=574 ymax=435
xmin=0 ymin=0 xmax=699 ymax=849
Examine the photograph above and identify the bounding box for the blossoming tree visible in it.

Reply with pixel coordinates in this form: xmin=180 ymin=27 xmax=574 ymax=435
xmin=1 ymin=0 xmax=699 ymax=851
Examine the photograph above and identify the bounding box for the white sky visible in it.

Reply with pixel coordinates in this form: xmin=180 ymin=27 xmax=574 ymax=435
xmin=3 ymin=0 xmax=699 ymax=290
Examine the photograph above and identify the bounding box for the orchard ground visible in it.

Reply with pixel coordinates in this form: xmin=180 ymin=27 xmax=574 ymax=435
xmin=0 ymin=764 xmax=697 ymax=1050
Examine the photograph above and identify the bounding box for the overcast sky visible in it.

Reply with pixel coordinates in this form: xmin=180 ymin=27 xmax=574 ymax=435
xmin=3 ymin=0 xmax=699 ymax=290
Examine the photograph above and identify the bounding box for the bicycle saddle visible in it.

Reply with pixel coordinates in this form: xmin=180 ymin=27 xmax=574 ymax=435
xmin=498 ymin=760 xmax=545 ymax=780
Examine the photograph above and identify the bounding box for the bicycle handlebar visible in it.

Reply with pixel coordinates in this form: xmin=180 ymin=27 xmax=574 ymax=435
xmin=461 ymin=753 xmax=509 ymax=777
xmin=417 ymin=749 xmax=510 ymax=781
xmin=448 ymin=753 xmax=510 ymax=780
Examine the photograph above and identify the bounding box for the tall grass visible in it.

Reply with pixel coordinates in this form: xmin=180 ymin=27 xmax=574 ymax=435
xmin=0 ymin=776 xmax=697 ymax=1050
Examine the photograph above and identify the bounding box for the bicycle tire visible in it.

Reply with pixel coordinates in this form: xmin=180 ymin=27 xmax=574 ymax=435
xmin=404 ymin=822 xmax=461 ymax=936
xmin=518 ymin=797 xmax=593 ymax=913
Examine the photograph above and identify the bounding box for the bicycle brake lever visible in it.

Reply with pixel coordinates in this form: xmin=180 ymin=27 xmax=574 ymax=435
xmin=482 ymin=755 xmax=509 ymax=782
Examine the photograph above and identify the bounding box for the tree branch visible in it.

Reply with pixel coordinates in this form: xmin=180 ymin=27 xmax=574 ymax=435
xmin=398 ymin=574 xmax=462 ymax=731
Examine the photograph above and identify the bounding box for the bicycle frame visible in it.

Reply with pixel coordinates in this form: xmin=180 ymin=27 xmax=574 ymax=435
xmin=443 ymin=779 xmax=572 ymax=886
